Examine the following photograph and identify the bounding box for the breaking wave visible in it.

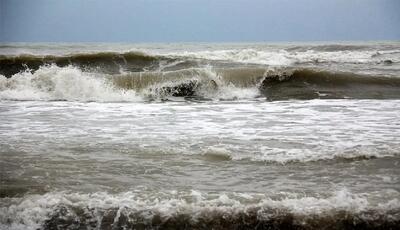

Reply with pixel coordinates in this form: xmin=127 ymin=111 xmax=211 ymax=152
xmin=164 ymin=48 xmax=399 ymax=66
xmin=0 ymin=65 xmax=259 ymax=101
xmin=1 ymin=64 xmax=400 ymax=102
xmin=197 ymin=145 xmax=400 ymax=164
xmin=250 ymin=147 xmax=400 ymax=164
xmin=1 ymin=189 xmax=399 ymax=230
xmin=1 ymin=48 xmax=398 ymax=77
xmin=0 ymin=51 xmax=174 ymax=77
xmin=0 ymin=65 xmax=141 ymax=102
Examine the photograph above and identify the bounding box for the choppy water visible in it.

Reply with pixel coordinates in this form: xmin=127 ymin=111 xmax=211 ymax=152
xmin=1 ymin=42 xmax=400 ymax=229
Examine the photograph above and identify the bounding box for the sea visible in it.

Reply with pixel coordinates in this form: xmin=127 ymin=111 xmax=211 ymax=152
xmin=0 ymin=42 xmax=400 ymax=229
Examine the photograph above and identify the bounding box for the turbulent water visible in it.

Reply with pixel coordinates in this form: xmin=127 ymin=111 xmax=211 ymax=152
xmin=0 ymin=42 xmax=400 ymax=229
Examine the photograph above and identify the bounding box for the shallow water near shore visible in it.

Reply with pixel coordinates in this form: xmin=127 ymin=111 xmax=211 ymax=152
xmin=1 ymin=42 xmax=400 ymax=229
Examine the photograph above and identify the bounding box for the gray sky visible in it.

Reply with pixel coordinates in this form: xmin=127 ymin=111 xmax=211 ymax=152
xmin=1 ymin=0 xmax=399 ymax=42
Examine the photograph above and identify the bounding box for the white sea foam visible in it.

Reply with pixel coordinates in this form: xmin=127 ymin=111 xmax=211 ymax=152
xmin=1 ymin=189 xmax=398 ymax=230
xmin=197 ymin=145 xmax=400 ymax=164
xmin=0 ymin=65 xmax=141 ymax=102
xmin=166 ymin=49 xmax=295 ymax=65
xmin=202 ymin=146 xmax=233 ymax=161
xmin=164 ymin=49 xmax=399 ymax=66
xmin=252 ymin=145 xmax=400 ymax=164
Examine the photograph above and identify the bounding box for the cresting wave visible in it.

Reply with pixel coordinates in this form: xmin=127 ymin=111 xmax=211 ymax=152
xmin=165 ymin=48 xmax=399 ymax=66
xmin=0 ymin=52 xmax=174 ymax=77
xmin=201 ymin=146 xmax=400 ymax=164
xmin=1 ymin=64 xmax=400 ymax=101
xmin=1 ymin=48 xmax=398 ymax=77
xmin=0 ymin=65 xmax=258 ymax=101
xmin=1 ymin=189 xmax=399 ymax=230
xmin=0 ymin=65 xmax=141 ymax=102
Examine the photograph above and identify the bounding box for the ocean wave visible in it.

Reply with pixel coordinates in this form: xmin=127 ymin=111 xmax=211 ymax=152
xmin=2 ymin=65 xmax=400 ymax=102
xmin=1 ymin=189 xmax=399 ymax=230
xmin=0 ymin=51 xmax=173 ymax=77
xmin=1 ymin=48 xmax=399 ymax=77
xmin=164 ymin=48 xmax=400 ymax=66
xmin=259 ymin=68 xmax=400 ymax=100
xmin=196 ymin=144 xmax=400 ymax=164
xmin=0 ymin=65 xmax=259 ymax=101
xmin=0 ymin=65 xmax=141 ymax=102
xmin=105 ymin=66 xmax=400 ymax=101
xmin=250 ymin=147 xmax=400 ymax=164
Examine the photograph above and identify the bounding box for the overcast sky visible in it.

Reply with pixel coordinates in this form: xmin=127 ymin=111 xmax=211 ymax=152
xmin=1 ymin=0 xmax=399 ymax=42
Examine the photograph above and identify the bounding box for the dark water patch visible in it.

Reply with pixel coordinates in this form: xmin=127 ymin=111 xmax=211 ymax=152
xmin=382 ymin=60 xmax=394 ymax=65
xmin=153 ymin=80 xmax=200 ymax=97
xmin=0 ymin=183 xmax=48 ymax=198
xmin=260 ymin=69 xmax=400 ymax=100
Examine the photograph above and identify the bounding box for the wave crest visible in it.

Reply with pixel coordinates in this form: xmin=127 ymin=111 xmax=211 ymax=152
xmin=0 ymin=51 xmax=170 ymax=77
xmin=1 ymin=189 xmax=399 ymax=230
xmin=0 ymin=65 xmax=259 ymax=101
xmin=2 ymin=64 xmax=400 ymax=102
xmin=0 ymin=65 xmax=140 ymax=102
